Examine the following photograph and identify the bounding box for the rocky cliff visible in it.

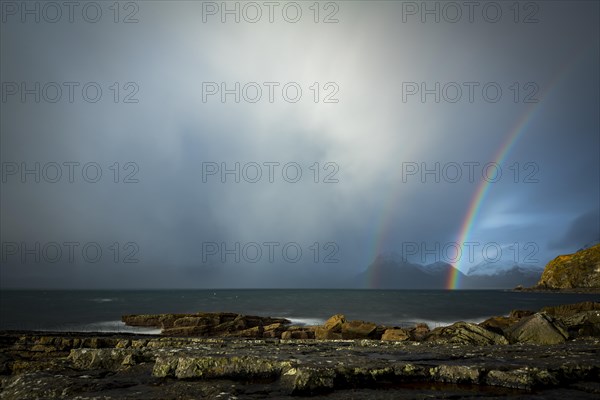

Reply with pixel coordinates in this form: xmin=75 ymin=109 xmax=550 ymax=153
xmin=536 ymin=244 xmax=600 ymax=289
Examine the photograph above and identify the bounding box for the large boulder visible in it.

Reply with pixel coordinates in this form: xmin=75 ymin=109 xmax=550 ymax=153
xmin=479 ymin=316 xmax=517 ymax=335
xmin=314 ymin=327 xmax=342 ymax=340
xmin=228 ymin=326 xmax=264 ymax=338
xmin=314 ymin=315 xmax=346 ymax=340
xmin=410 ymin=323 xmax=430 ymax=341
xmin=323 ymin=314 xmax=346 ymax=332
xmin=558 ymin=311 xmax=600 ymax=338
xmin=341 ymin=321 xmax=378 ymax=339
xmin=536 ymin=244 xmax=600 ymax=289
xmin=479 ymin=310 xmax=533 ymax=335
xmin=540 ymin=301 xmax=600 ymax=317
xmin=381 ymin=328 xmax=410 ymax=341
xmin=505 ymin=312 xmax=569 ymax=344
xmin=281 ymin=329 xmax=315 ymax=340
xmin=510 ymin=310 xmax=535 ymax=319
xmin=427 ymin=322 xmax=508 ymax=345
xmin=262 ymin=322 xmax=287 ymax=338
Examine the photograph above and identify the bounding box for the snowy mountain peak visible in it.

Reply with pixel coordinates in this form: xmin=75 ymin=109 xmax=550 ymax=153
xmin=467 ymin=259 xmax=543 ymax=276
xmin=420 ymin=261 xmax=455 ymax=275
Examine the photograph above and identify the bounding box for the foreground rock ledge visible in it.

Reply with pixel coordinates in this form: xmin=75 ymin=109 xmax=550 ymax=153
xmin=1 ymin=331 xmax=600 ymax=399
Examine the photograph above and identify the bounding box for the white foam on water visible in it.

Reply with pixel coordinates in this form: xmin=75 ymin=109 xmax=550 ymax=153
xmin=53 ymin=320 xmax=161 ymax=335
xmin=282 ymin=316 xmax=490 ymax=328
xmin=396 ymin=316 xmax=491 ymax=328
xmin=285 ymin=317 xmax=326 ymax=326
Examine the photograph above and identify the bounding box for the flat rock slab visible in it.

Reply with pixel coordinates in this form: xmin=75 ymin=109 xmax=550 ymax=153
xmin=1 ymin=331 xmax=599 ymax=399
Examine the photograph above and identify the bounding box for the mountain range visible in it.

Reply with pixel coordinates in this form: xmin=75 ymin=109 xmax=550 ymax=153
xmin=355 ymin=254 xmax=543 ymax=289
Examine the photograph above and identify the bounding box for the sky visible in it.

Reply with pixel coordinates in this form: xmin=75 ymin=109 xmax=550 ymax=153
xmin=1 ymin=0 xmax=599 ymax=289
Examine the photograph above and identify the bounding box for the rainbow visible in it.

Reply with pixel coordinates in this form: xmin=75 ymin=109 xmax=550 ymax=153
xmin=445 ymin=106 xmax=538 ymax=289
xmin=367 ymin=46 xmax=590 ymax=290
xmin=447 ymin=47 xmax=592 ymax=289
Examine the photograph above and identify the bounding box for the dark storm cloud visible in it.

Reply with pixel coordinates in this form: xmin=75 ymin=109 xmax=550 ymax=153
xmin=549 ymin=209 xmax=600 ymax=251
xmin=1 ymin=1 xmax=598 ymax=287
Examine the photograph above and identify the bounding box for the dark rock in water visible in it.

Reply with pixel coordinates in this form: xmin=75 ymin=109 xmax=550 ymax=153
xmin=121 ymin=313 xmax=187 ymax=329
xmin=505 ymin=312 xmax=569 ymax=345
xmin=122 ymin=312 xmax=291 ymax=338
xmin=536 ymin=244 xmax=600 ymax=289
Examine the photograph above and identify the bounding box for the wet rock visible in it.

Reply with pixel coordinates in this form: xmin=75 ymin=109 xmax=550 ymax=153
xmin=1 ymin=372 xmax=78 ymax=399
xmin=2 ymin=330 xmax=600 ymax=399
xmin=152 ymin=355 xmax=286 ymax=380
xmin=505 ymin=312 xmax=569 ymax=344
xmin=68 ymin=348 xmax=146 ymax=370
xmin=282 ymin=366 xmax=336 ymax=395
xmin=484 ymin=367 xmax=560 ymax=390
xmin=430 ymin=364 xmax=481 ymax=384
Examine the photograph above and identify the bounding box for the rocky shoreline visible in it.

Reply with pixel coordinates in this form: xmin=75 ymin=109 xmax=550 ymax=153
xmin=119 ymin=301 xmax=600 ymax=345
xmin=1 ymin=301 xmax=599 ymax=399
xmin=514 ymin=286 xmax=600 ymax=294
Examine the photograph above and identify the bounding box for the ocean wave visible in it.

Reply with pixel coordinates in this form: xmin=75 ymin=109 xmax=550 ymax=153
xmin=285 ymin=317 xmax=326 ymax=326
xmin=283 ymin=316 xmax=490 ymax=328
xmin=53 ymin=321 xmax=161 ymax=335
xmin=396 ymin=316 xmax=490 ymax=328
xmin=89 ymin=298 xmax=116 ymax=303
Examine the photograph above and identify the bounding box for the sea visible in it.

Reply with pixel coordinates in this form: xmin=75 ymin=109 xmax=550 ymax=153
xmin=1 ymin=289 xmax=598 ymax=334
